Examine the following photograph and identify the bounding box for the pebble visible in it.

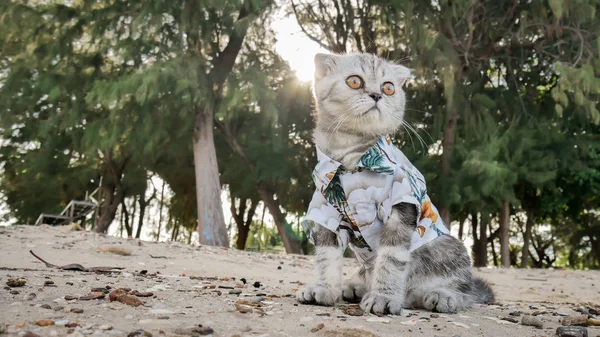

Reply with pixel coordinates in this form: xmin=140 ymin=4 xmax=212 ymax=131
xmin=556 ymin=326 xmax=588 ymax=337
xmin=10 ymin=290 xmax=19 ymax=295
xmin=44 ymin=280 xmax=55 ymax=286
xmin=587 ymin=318 xmax=600 ymax=326
xmin=35 ymin=319 xmax=55 ymax=326
xmin=343 ymin=306 xmax=364 ymax=316
xmin=451 ymin=321 xmax=470 ymax=329
xmin=54 ymin=306 xmax=64 ymax=311
xmin=71 ymin=308 xmax=84 ymax=313
xmin=311 ymin=323 xmax=325 ymax=332
xmin=54 ymin=320 xmax=69 ymax=326
xmin=6 ymin=279 xmax=26 ymax=287
xmin=508 ymin=311 xmax=522 ymax=316
xmin=127 ymin=330 xmax=153 ymax=337
xmin=26 ymin=293 xmax=36 ymax=301
xmin=366 ymin=317 xmax=390 ymax=323
xmin=229 ymin=289 xmax=242 ymax=295
xmin=522 ymin=315 xmax=544 ymax=329
xmin=99 ymin=325 xmax=113 ymax=330
xmin=40 ymin=304 xmax=52 ymax=309
xmin=247 ymin=297 xmax=264 ymax=303
xmin=500 ymin=317 xmax=519 ymax=323
xmin=64 ymin=295 xmax=78 ymax=300
xmin=174 ymin=325 xmax=214 ymax=336
xmin=562 ymin=315 xmax=588 ymax=326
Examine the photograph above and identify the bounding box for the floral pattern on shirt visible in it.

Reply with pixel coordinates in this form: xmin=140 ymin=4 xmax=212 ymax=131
xmin=302 ymin=136 xmax=449 ymax=262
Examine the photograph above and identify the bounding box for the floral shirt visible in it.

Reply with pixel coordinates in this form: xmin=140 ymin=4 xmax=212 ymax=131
xmin=301 ymin=135 xmax=448 ymax=264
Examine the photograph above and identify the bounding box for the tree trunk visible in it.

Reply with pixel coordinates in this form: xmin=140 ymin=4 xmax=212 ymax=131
xmin=121 ymin=199 xmax=130 ymax=238
xmin=231 ymin=198 xmax=258 ymax=250
xmin=521 ymin=206 xmax=535 ymax=268
xmin=156 ymin=181 xmax=165 ymax=242
xmin=256 ymin=184 xmax=303 ymax=254
xmin=135 ymin=194 xmax=147 ymax=239
xmin=490 ymin=221 xmax=498 ymax=266
xmin=438 ymin=103 xmax=458 ymax=227
xmin=471 ymin=212 xmax=479 ymax=260
xmin=95 ymin=184 xmax=122 ymax=233
xmin=193 ymin=103 xmax=229 ymax=247
xmin=474 ymin=212 xmax=489 ymax=267
xmin=499 ymin=200 xmax=511 ymax=267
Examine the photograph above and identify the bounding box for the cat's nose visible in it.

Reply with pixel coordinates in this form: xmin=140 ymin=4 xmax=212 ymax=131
xmin=369 ymin=93 xmax=382 ymax=102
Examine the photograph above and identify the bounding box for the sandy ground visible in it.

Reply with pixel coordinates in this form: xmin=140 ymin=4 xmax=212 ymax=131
xmin=0 ymin=225 xmax=598 ymax=337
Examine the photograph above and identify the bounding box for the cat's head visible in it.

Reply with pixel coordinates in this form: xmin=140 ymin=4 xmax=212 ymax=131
xmin=312 ymin=53 xmax=411 ymax=138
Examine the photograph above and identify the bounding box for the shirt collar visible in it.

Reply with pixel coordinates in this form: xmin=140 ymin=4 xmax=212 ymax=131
xmin=312 ymin=136 xmax=397 ymax=192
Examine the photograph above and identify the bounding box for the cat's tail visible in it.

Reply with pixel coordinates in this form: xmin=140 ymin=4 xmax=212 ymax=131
xmin=471 ymin=276 xmax=495 ymax=303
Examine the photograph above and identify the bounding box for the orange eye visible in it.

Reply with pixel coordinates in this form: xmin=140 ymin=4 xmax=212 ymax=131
xmin=382 ymin=82 xmax=395 ymax=95
xmin=346 ymin=75 xmax=363 ymax=89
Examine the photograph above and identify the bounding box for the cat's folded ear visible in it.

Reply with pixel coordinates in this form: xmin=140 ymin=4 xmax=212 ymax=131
xmin=395 ymin=64 xmax=413 ymax=87
xmin=314 ymin=53 xmax=337 ymax=80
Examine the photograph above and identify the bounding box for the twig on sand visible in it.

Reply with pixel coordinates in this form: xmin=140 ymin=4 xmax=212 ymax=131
xmin=29 ymin=250 xmax=124 ymax=272
xmin=149 ymin=255 xmax=168 ymax=259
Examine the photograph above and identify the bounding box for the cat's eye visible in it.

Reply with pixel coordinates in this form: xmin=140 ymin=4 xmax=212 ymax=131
xmin=382 ymin=82 xmax=395 ymax=96
xmin=346 ymin=75 xmax=363 ymax=89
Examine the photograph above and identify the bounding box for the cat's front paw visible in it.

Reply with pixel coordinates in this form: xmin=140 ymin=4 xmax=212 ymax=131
xmin=360 ymin=291 xmax=404 ymax=315
xmin=296 ymin=284 xmax=341 ymax=306
xmin=342 ymin=282 xmax=367 ymax=303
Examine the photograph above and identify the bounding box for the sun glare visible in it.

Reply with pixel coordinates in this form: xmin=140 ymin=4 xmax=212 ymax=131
xmin=272 ymin=15 xmax=328 ymax=83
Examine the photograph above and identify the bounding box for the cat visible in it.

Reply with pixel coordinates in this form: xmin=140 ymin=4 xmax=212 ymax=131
xmin=296 ymin=53 xmax=494 ymax=315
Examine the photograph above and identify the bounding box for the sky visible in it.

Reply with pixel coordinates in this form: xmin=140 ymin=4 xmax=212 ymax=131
xmin=272 ymin=12 xmax=328 ymax=82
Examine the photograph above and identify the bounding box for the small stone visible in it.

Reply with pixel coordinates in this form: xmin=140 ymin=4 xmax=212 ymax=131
xmin=430 ymin=313 xmax=440 ymax=318
xmin=65 ymin=323 xmax=79 ymax=328
xmin=509 ymin=311 xmax=522 ymax=316
xmin=127 ymin=330 xmax=153 ymax=337
xmin=587 ymin=318 xmax=600 ymax=326
xmin=66 ymin=282 xmax=74 ymax=286
xmin=54 ymin=306 xmax=64 ymax=311
xmin=157 ymin=316 xmax=170 ymax=320
xmin=6 ymin=279 xmax=26 ymax=287
xmin=54 ymin=320 xmax=69 ymax=326
xmin=500 ymin=317 xmax=519 ymax=323
xmin=562 ymin=315 xmax=588 ymax=326
xmin=78 ymin=292 xmax=105 ymax=300
xmin=344 ymin=306 xmax=364 ymax=316
xmin=22 ymin=332 xmax=42 ymax=337
xmin=229 ymin=289 xmax=242 ymax=295
xmin=10 ymin=290 xmax=19 ymax=295
xmin=253 ymin=281 xmax=261 ymax=288
xmin=71 ymin=308 xmax=84 ymax=313
xmin=64 ymin=295 xmax=77 ymax=300
xmin=246 ymin=296 xmax=264 ymax=303
xmin=41 ymin=304 xmax=52 ymax=309
xmin=174 ymin=325 xmax=214 ymax=336
xmin=556 ymin=326 xmax=588 ymax=337
xmin=26 ymin=293 xmax=36 ymax=300
xmin=35 ymin=319 xmax=55 ymax=326
xmin=44 ymin=280 xmax=55 ymax=286
xmin=367 ymin=317 xmax=390 ymax=323
xmin=522 ymin=315 xmax=544 ymax=329
xmin=277 ymin=266 xmax=282 ymax=270
xmin=99 ymin=325 xmax=113 ymax=330
xmin=311 ymin=323 xmax=325 ymax=332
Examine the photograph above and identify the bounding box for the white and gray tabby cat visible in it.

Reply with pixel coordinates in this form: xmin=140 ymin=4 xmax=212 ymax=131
xmin=296 ymin=53 xmax=494 ymax=315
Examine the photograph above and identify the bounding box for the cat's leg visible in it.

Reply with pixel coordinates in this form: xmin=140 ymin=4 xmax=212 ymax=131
xmin=342 ymin=265 xmax=370 ymax=303
xmin=296 ymin=226 xmax=343 ymax=306
xmin=360 ymin=203 xmax=416 ymax=315
xmin=404 ymin=234 xmax=495 ymax=313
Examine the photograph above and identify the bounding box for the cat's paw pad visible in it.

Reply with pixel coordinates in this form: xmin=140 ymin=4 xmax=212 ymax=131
xmin=360 ymin=291 xmax=404 ymax=315
xmin=296 ymin=284 xmax=340 ymax=306
xmin=342 ymin=282 xmax=367 ymax=303
xmin=423 ymin=290 xmax=459 ymax=313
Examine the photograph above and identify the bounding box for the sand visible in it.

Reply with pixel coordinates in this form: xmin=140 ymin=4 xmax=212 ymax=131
xmin=0 ymin=225 xmax=598 ymax=337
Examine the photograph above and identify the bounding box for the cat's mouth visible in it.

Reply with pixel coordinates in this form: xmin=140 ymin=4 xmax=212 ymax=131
xmin=362 ymin=106 xmax=379 ymax=115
